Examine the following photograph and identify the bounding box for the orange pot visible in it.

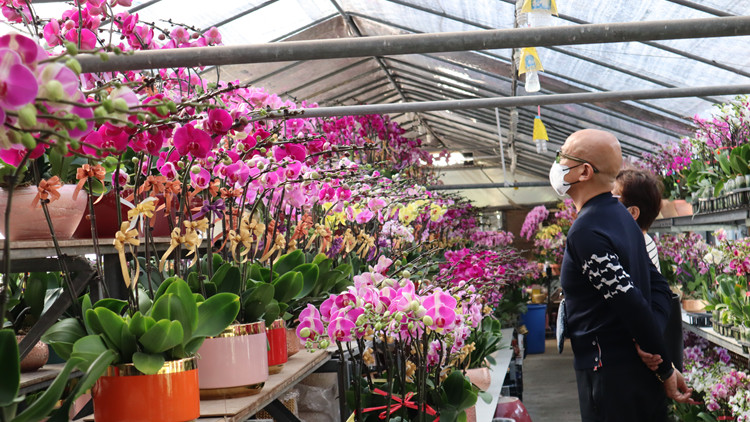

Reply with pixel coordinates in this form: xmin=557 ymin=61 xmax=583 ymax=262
xmin=93 ymin=357 xmax=199 ymax=422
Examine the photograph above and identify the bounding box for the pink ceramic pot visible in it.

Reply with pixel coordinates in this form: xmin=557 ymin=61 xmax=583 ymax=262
xmin=0 ymin=185 xmax=87 ymax=241
xmin=197 ymin=322 xmax=269 ymax=399
xmin=465 ymin=368 xmax=491 ymax=422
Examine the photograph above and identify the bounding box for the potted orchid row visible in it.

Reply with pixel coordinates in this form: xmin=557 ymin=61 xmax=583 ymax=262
xmin=520 ymin=199 xmax=577 ymax=272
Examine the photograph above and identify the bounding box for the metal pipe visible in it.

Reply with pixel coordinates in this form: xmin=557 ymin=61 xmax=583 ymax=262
xmin=257 ymin=84 xmax=750 ymax=120
xmin=495 ymin=107 xmax=509 ymax=187
xmin=77 ymin=15 xmax=750 ymax=73
xmin=428 ymin=182 xmax=550 ymax=190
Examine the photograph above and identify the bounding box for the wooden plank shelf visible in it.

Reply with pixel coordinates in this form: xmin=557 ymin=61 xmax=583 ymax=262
xmin=20 ymin=363 xmax=81 ymax=395
xmin=198 ymin=349 xmax=330 ymax=422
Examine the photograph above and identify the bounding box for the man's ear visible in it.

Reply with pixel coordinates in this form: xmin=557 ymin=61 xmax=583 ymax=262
xmin=627 ymin=205 xmax=640 ymax=221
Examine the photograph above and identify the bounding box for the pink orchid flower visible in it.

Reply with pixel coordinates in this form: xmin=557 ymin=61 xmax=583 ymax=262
xmin=0 ymin=49 xmax=38 ymax=111
xmin=173 ymin=124 xmax=212 ymax=158
xmin=204 ymin=27 xmax=222 ymax=45
xmin=273 ymin=143 xmax=306 ymax=163
xmin=327 ymin=315 xmax=355 ymax=342
xmin=190 ymin=167 xmax=211 ymax=190
xmin=169 ymin=26 xmax=190 ymax=45
xmin=296 ymin=304 xmax=324 ymax=341
xmin=206 ymin=108 xmax=233 ymax=136
xmin=64 ymin=28 xmax=97 ymax=51
xmin=43 ymin=20 xmax=62 ymax=47
xmin=0 ymin=142 xmax=45 ymax=167
xmin=159 ymin=162 xmax=177 ymax=180
xmin=112 ymin=169 xmax=129 ymax=187
xmin=355 ymin=209 xmax=374 ymax=225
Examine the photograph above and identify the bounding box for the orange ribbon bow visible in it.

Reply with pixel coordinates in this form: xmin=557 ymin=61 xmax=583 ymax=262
xmin=74 ymin=164 xmax=106 ymax=200
xmin=31 ymin=176 xmax=62 ymax=209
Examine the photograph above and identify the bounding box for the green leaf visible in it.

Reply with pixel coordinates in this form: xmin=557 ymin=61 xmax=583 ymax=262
xmin=46 ymin=349 xmax=117 ymax=422
xmin=263 ymin=300 xmax=281 ymax=326
xmin=714 ymin=180 xmax=725 ymax=197
xmin=718 ymin=154 xmax=732 ymax=176
xmin=10 ymin=359 xmax=78 ymax=422
xmin=91 ymin=307 xmax=128 ymax=353
xmin=189 ymin=293 xmax=240 ymax=349
xmin=442 ymin=370 xmax=466 ymax=402
xmin=292 ymin=264 xmax=319 ymax=299
xmin=128 ymin=312 xmax=155 ymax=338
xmin=0 ymin=329 xmax=20 ymax=407
xmin=41 ymin=318 xmax=86 ymax=360
xmin=478 ymin=390 xmax=492 ymax=404
xmin=211 ymin=263 xmax=241 ymax=294
xmin=132 ymin=352 xmax=166 ymax=375
xmin=153 ymin=277 xmax=176 ymax=301
xmin=249 ymin=263 xmax=265 ymax=282
xmin=92 ymin=298 xmax=128 ymax=315
xmin=272 ymin=272 xmax=303 ymax=304
xmin=274 ymin=250 xmax=305 ymax=275
xmin=149 ymin=290 xmax=195 ymax=345
xmin=70 ymin=335 xmax=109 ymax=371
xmin=118 ymin=323 xmax=137 ymax=363
xmin=24 ymin=273 xmax=47 ymax=320
xmin=138 ymin=320 xmax=183 ymax=354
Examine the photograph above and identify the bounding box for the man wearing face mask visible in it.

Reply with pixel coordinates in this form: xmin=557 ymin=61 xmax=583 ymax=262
xmin=552 ymin=129 xmax=694 ymax=422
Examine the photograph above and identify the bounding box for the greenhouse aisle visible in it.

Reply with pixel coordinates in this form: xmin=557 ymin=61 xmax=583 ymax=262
xmin=521 ymin=338 xmax=580 ymax=422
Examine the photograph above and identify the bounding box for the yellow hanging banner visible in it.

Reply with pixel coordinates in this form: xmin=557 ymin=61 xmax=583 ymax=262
xmin=518 ymin=47 xmax=543 ymax=75
xmin=521 ymin=0 xmax=559 ymax=15
xmin=533 ymin=116 xmax=549 ymax=141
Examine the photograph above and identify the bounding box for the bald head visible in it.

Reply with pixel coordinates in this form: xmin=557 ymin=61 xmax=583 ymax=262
xmin=563 ymin=129 xmax=622 ymax=181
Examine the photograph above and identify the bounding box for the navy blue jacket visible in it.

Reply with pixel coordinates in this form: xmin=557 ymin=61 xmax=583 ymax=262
xmin=561 ymin=193 xmax=673 ymax=376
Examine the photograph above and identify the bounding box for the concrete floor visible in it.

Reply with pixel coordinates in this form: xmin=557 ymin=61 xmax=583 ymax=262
xmin=521 ymin=338 xmax=581 ymax=422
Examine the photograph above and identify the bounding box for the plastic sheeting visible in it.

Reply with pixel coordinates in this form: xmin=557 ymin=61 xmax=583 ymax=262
xmin=24 ymin=0 xmax=750 ymax=207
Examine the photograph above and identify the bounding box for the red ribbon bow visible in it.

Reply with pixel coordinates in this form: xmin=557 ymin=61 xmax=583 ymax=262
xmin=362 ymin=388 xmax=438 ymax=420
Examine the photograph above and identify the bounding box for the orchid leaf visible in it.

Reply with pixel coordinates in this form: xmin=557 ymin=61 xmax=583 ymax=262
xmin=191 ymin=293 xmax=240 ymax=344
xmin=274 ymin=250 xmax=305 ymax=275
xmin=272 ymin=271 xmax=303 ymax=304
xmin=41 ymin=318 xmax=86 ymax=360
xmin=132 ymin=352 xmax=165 ymax=375
xmin=138 ymin=320 xmax=183 ymax=354
xmin=292 ymin=264 xmax=319 ymax=299
xmin=0 ymin=329 xmax=19 ymax=407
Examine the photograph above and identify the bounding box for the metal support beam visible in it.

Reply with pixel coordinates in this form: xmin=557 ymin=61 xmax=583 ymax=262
xmin=665 ymin=0 xmax=731 ymax=17
xmin=77 ymin=16 xmax=750 ymax=73
xmin=256 ymin=84 xmax=750 ymax=120
xmin=428 ymin=182 xmax=550 ymax=190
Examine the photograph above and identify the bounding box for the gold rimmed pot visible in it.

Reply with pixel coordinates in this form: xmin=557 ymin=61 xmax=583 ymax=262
xmin=267 ymin=319 xmax=288 ymax=374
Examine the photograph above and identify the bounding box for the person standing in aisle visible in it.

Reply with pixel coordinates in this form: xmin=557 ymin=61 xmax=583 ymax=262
xmin=551 ymin=129 xmax=693 ymax=422
xmin=613 ymin=168 xmax=684 ymax=373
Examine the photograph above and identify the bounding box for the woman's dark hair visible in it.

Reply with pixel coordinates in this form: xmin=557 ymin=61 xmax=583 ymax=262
xmin=615 ymin=169 xmax=663 ymax=231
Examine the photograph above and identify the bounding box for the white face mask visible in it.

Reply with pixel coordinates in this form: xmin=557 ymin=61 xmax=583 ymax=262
xmin=549 ymin=162 xmax=576 ymax=197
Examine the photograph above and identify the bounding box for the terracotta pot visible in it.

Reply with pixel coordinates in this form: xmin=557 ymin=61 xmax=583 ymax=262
xmin=465 ymin=367 xmax=492 ymax=422
xmin=672 ymin=199 xmax=693 ymax=216
xmin=16 ymin=335 xmax=48 ymax=373
xmin=197 ymin=322 xmax=269 ymax=399
xmin=267 ymin=319 xmax=288 ymax=374
xmin=92 ymin=357 xmax=199 ymax=422
xmin=73 ymin=190 xmax=173 ymax=239
xmin=660 ymin=199 xmax=678 ymax=218
xmin=0 ymin=185 xmax=87 ymax=241
xmin=682 ymin=299 xmax=708 ymax=313
xmin=286 ymin=327 xmax=300 ymax=357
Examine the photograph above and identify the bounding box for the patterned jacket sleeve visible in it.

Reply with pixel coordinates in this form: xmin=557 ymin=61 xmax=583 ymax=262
xmin=570 ymin=228 xmax=673 ymax=377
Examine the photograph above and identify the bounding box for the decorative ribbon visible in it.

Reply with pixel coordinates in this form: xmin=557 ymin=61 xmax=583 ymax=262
xmin=208 ymin=178 xmax=220 ymax=198
xmin=158 ymin=221 xmax=205 ymax=272
xmin=192 ymin=198 xmax=225 ymax=220
xmin=137 ymin=175 xmax=166 ymax=198
xmin=260 ymin=220 xmax=277 ymax=258
xmin=31 ymin=176 xmax=62 ymax=208
xmin=260 ymin=232 xmax=286 ymax=262
xmin=73 ymin=164 xmax=105 ymax=200
xmin=227 ymin=228 xmax=253 ymax=263
xmin=220 ymin=187 xmax=243 ymax=201
xmin=343 ymin=228 xmax=357 ymax=254
xmin=305 ymin=224 xmax=332 ymax=253
xmin=113 ymin=221 xmax=140 ymax=289
xmin=286 ymin=238 xmax=297 ymax=253
xmin=184 ymin=217 xmax=209 ymax=234
xmin=361 ymin=388 xmax=438 ymax=421
xmin=162 ymin=180 xmax=181 ymax=214
xmin=357 ymin=233 xmax=376 ymax=258
xmin=125 ymin=197 xmax=157 ymax=231
xmin=245 ymin=218 xmax=266 ymax=257
xmin=290 ymin=214 xmax=313 ymax=241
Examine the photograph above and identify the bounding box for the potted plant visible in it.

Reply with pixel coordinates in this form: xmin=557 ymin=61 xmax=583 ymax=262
xmin=42 ymin=277 xmax=239 ymax=421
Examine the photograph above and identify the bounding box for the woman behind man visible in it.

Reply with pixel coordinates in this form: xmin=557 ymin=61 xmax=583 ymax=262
xmin=613 ymin=168 xmax=683 ymax=372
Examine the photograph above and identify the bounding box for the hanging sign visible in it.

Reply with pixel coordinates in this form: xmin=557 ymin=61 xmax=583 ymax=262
xmin=518 ymin=47 xmax=543 ymax=74
xmin=521 ymin=0 xmax=559 ymax=15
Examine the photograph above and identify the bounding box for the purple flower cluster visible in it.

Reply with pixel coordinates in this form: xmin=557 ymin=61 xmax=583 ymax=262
xmin=520 ymin=206 xmax=548 ymax=241
xmin=470 ymin=230 xmax=514 ymax=248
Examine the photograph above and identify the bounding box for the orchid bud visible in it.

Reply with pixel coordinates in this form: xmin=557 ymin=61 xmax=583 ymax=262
xmin=156 ymin=105 xmax=168 ymax=116
xmin=374 ymin=323 xmax=383 ymax=331
xmin=259 ymin=147 xmax=267 ymax=154
xmin=356 ymin=315 xmax=366 ymax=326
xmin=310 ymin=171 xmax=320 ymax=180
xmin=113 ymin=98 xmax=128 ymax=113
xmin=65 ymin=57 xmax=82 ymax=75
xmin=393 ymin=312 xmax=403 ymax=321
xmin=257 ymin=162 xmax=265 ymax=170
xmin=44 ymin=80 xmax=64 ymax=102
xmin=64 ymin=41 xmax=78 ymax=55
xmin=69 ymin=139 xmax=80 ymax=150
xmin=400 ymin=270 xmax=411 ymax=279
xmin=6 ymin=131 xmax=19 ymax=144
xmin=113 ymin=46 xmax=122 ymax=55
xmin=17 ymin=104 xmax=37 ymax=129
xmin=422 ymin=315 xmax=433 ymax=326
xmin=319 ymin=339 xmax=330 ymax=349
xmin=131 ymin=157 xmax=139 ymax=164
xmin=191 ymin=165 xmax=201 ymax=174
xmin=75 ymin=118 xmax=88 ymax=132
xmin=416 ymin=306 xmax=427 ymax=318
xmin=236 ymin=142 xmax=245 ymax=152
xmin=223 ymin=157 xmax=232 ymax=165
xmin=20 ymin=133 xmax=36 ymax=150
xmin=93 ymin=106 xmax=107 ymax=121
xmin=407 ymin=322 xmax=414 ymax=331
xmin=207 ymin=156 xmax=215 ymax=163
xmin=299 ymin=327 xmax=311 ymax=338
xmin=167 ymin=101 xmax=178 ymax=113
xmin=416 ymin=270 xmax=424 ymax=277
xmin=177 ymin=161 xmax=185 ymax=169
xmin=409 ymin=300 xmax=420 ymax=312
xmin=98 ymin=52 xmax=109 ymax=62
xmin=383 ymin=310 xmax=391 ymax=317
xmin=102 ymin=99 xmax=115 ymax=113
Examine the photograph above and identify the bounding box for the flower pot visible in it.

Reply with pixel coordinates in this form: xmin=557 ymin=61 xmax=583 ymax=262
xmin=681 ymin=299 xmax=707 ymax=313
xmin=466 ymin=367 xmax=492 ymax=391
xmin=73 ymin=190 xmax=173 ymax=239
xmin=92 ymin=357 xmax=199 ymax=422
xmin=286 ymin=327 xmax=300 ymax=357
xmin=0 ymin=185 xmax=87 ymax=241
xmin=197 ymin=322 xmax=269 ymax=399
xmin=267 ymin=319 xmax=288 ymax=374
xmin=660 ymin=199 xmax=678 ymax=218
xmin=16 ymin=335 xmax=48 ymax=373
xmin=672 ymin=199 xmax=693 ymax=216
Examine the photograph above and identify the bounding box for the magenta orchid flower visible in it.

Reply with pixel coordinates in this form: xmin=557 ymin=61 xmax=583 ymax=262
xmin=64 ymin=28 xmax=97 ymax=50
xmin=297 ymin=304 xmax=324 ymax=341
xmin=355 ymin=209 xmax=374 ymax=225
xmin=112 ymin=169 xmax=129 ymax=187
xmin=423 ymin=290 xmax=457 ymax=330
xmin=173 ymin=124 xmax=212 ymax=158
xmin=169 ymin=26 xmax=190 ymax=45
xmin=327 ymin=315 xmax=355 ymax=342
xmin=0 ymin=142 xmax=45 ymax=167
xmin=204 ymin=27 xmax=222 ymax=45
xmin=190 ymin=167 xmax=211 ymax=190
xmin=273 ymin=143 xmax=306 ymax=163
xmin=206 ymin=108 xmax=232 ymax=136
xmin=0 ymin=49 xmax=38 ymax=112
xmin=0 ymin=34 xmax=46 ymax=69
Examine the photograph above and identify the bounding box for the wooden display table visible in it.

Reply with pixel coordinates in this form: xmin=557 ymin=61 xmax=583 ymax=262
xmin=20 ymin=363 xmax=81 ymax=395
xmin=198 ymin=348 xmax=329 ymax=421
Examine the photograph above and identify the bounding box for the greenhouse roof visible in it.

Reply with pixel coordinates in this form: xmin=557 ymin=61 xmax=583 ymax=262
xmin=25 ymin=0 xmax=750 ymax=207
